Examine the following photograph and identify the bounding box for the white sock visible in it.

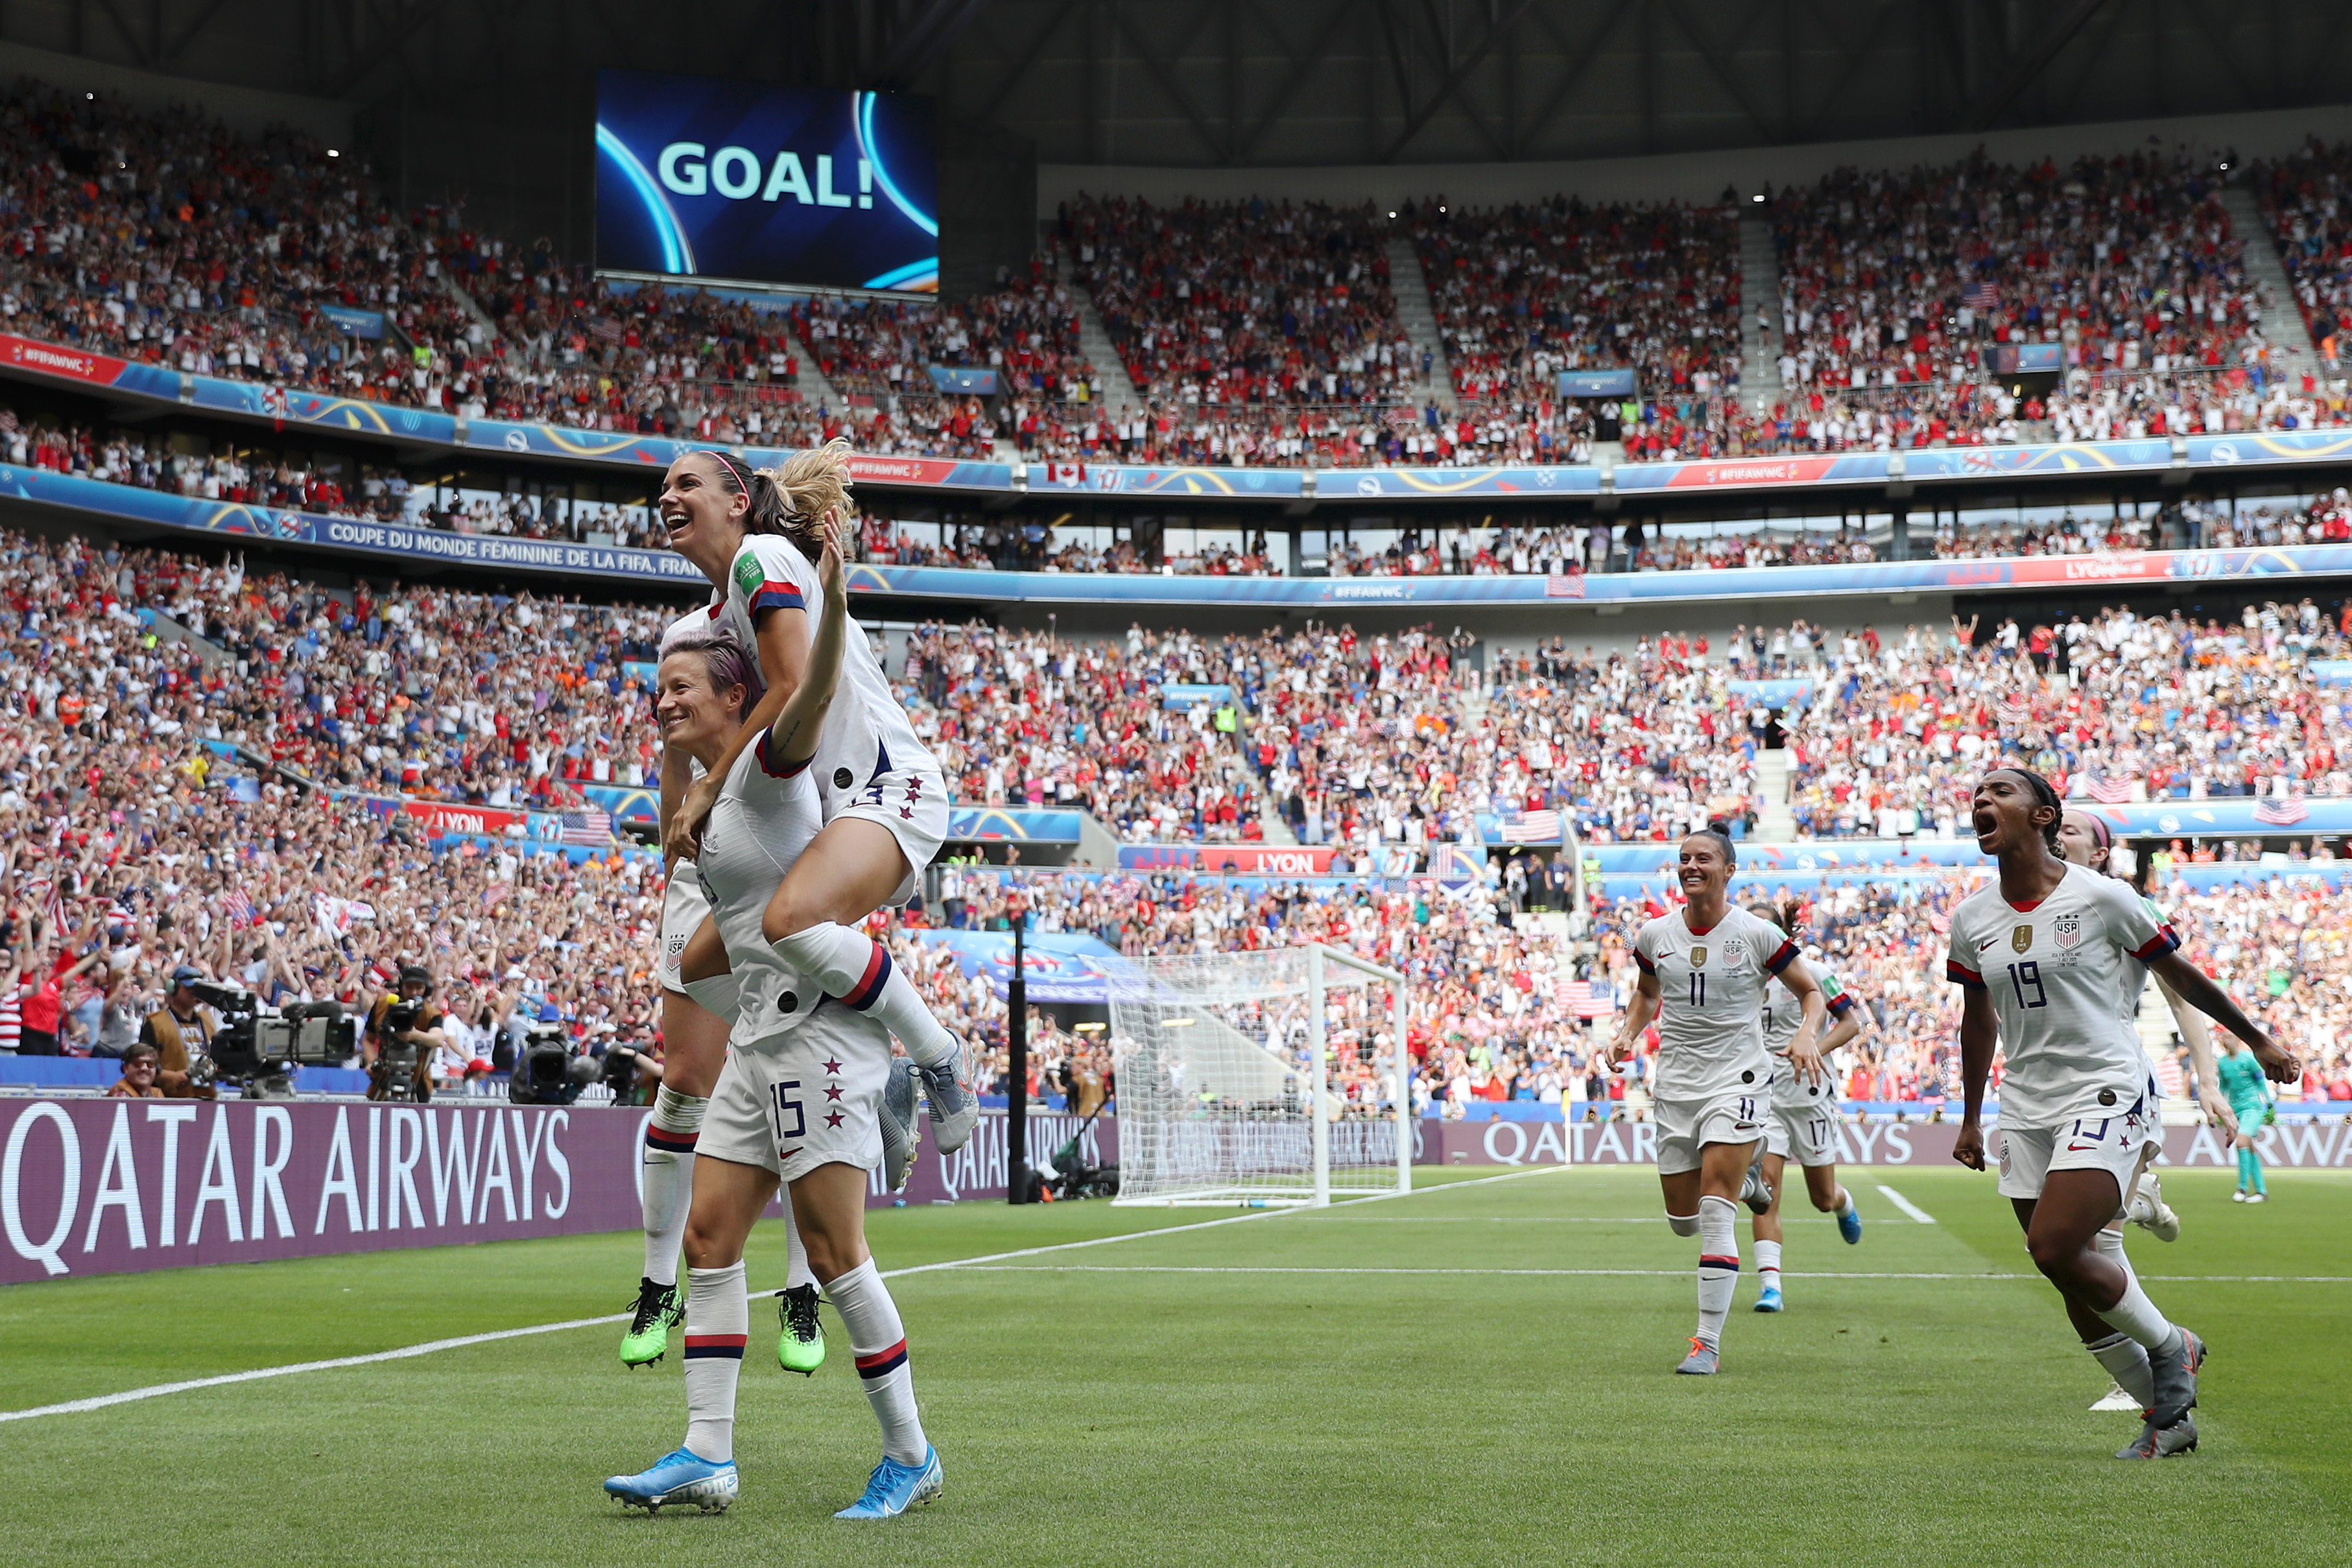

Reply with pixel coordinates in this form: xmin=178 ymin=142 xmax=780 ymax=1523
xmin=785 ymin=1202 xmax=814 ymax=1292
xmin=2095 ymin=1273 xmax=2180 ymax=1356
xmin=642 ymin=1089 xmax=707 ymax=1289
xmin=825 ymin=1258 xmax=928 ymax=1464
xmin=1667 ymin=1213 xmax=1700 ymax=1238
xmin=682 ymin=1262 xmax=747 ymax=1462
xmin=2085 ymin=1331 xmax=2156 ymax=1411
xmin=1696 ymin=1194 xmax=1740 ymax=1349
xmin=1832 ymin=1185 xmax=1855 ymax=1217
xmin=774 ymin=924 xmax=955 ymax=1068
xmin=1755 ymin=1238 xmax=1783 ymax=1292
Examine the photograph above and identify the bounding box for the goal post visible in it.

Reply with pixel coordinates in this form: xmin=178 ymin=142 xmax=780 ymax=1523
xmin=1109 ymin=943 xmax=1412 ymax=1207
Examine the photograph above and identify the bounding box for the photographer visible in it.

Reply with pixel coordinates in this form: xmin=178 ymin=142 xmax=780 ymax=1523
xmin=139 ymin=965 xmax=220 ymax=1100
xmin=366 ymin=964 xmax=447 ymax=1102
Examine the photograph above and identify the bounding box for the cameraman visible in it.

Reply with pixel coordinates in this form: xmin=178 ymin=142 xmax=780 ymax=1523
xmin=139 ymin=966 xmax=220 ymax=1100
xmin=366 ymin=964 xmax=447 ymax=1102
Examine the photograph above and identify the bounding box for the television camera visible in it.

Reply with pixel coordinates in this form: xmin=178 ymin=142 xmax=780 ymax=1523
xmin=507 ymin=1009 xmax=599 ymax=1105
xmin=184 ymin=981 xmax=358 ymax=1100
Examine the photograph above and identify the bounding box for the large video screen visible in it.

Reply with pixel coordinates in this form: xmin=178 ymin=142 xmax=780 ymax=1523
xmin=595 ymin=71 xmax=938 ymax=294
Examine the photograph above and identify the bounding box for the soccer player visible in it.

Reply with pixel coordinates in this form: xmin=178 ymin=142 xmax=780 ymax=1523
xmin=1949 ymin=768 xmax=2298 ymax=1460
xmin=656 ymin=442 xmax=974 ymax=1146
xmin=1604 ymin=828 xmax=1828 ymax=1374
xmin=1744 ymin=901 xmax=1865 ymax=1314
xmin=624 ymin=441 xmax=971 ymax=1366
xmin=605 ymin=525 xmax=942 ymax=1520
xmin=2218 ymin=1036 xmax=2276 ymax=1203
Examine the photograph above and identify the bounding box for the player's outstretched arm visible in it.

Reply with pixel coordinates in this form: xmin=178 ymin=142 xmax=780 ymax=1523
xmin=2152 ymin=971 xmax=2236 ymax=1135
xmin=1953 ymin=986 xmax=1997 ymax=1171
xmin=1606 ymin=970 xmax=1659 ymax=1070
xmin=2146 ymin=949 xmax=2299 ymax=1084
xmin=768 ymin=527 xmax=846 ymax=770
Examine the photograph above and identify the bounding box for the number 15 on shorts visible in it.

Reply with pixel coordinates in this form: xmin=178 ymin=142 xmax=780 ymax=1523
xmin=771 ymin=1080 xmax=805 ymax=1145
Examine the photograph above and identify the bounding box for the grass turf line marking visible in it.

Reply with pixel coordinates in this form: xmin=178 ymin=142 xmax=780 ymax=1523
xmin=0 ymin=1163 xmax=1570 ymax=1425
xmin=942 ymin=1265 xmax=2352 ymax=1283
xmin=1874 ymin=1184 xmax=1936 ymax=1223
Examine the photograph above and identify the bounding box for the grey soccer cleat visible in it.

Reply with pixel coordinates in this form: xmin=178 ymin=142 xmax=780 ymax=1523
xmin=1740 ymin=1148 xmax=1774 ymax=1215
xmin=2127 ymin=1173 xmax=2181 ymax=1243
xmin=879 ymin=1055 xmax=919 ymax=1191
xmin=2146 ymin=1327 xmax=2204 ymax=1429
xmin=1674 ymin=1336 xmax=1720 ymax=1375
xmin=2117 ymin=1415 xmax=2198 ymax=1459
xmin=916 ymin=1034 xmax=979 ymax=1154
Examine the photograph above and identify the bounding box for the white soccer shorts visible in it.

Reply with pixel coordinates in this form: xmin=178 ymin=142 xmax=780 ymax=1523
xmin=1654 ymin=1088 xmax=1770 ymax=1176
xmin=831 ymin=764 xmax=948 ymax=907
xmin=658 ymin=860 xmax=712 ymax=997
xmin=698 ymin=1003 xmax=891 ymax=1183
xmin=1766 ymin=1069 xmax=1840 ymax=1166
xmin=1996 ymin=1077 xmax=2159 ymax=1201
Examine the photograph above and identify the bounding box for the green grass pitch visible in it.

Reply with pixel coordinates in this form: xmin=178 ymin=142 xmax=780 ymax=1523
xmin=4 ymin=1165 xmax=2347 ymax=1567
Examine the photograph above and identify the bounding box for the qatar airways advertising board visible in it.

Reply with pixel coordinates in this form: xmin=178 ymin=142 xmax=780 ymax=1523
xmin=595 ymin=70 xmax=939 ymax=294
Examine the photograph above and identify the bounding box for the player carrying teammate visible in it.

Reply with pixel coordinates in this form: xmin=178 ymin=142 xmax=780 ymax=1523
xmin=622 ymin=442 xmax=973 ymax=1369
xmin=1950 ymin=768 xmax=2298 ymax=1460
xmin=1604 ymin=828 xmax=1829 ymax=1375
xmin=606 ymin=524 xmax=944 ymax=1521
xmin=1744 ymin=900 xmax=1865 ymax=1314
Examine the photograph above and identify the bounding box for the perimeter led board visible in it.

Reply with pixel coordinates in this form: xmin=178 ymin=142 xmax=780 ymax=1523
xmin=595 ymin=71 xmax=938 ymax=294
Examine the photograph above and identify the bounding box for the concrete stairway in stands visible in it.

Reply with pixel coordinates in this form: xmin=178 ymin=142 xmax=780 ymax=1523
xmin=2220 ymin=186 xmax=2323 ymax=386
xmin=1056 ymin=251 xmax=1142 ymax=414
xmin=782 ymin=322 xmax=846 ymax=411
xmin=1737 ymin=215 xmax=1782 ymax=414
xmin=1384 ymin=233 xmax=1458 ymax=413
xmin=1752 ymin=749 xmax=1796 ymax=841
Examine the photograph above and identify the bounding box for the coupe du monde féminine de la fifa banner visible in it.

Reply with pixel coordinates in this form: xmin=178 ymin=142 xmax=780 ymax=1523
xmin=594 ymin=69 xmax=938 ymax=294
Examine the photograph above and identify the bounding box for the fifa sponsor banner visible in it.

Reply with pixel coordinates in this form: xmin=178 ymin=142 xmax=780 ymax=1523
xmin=582 ymin=781 xmax=661 ymax=827
xmin=1197 ymin=845 xmax=1335 ymax=875
xmin=1159 ymin=682 xmax=1233 ymax=711
xmin=319 ymin=304 xmax=386 ymax=339
xmin=1591 ymin=864 xmax=2352 ymax=899
xmin=907 ymin=928 xmax=1126 ymax=1004
xmin=1581 ymin=840 xmax=1988 ymax=873
xmin=875 ymin=1110 xmax=1117 ymax=1207
xmin=14 ymin=321 xmax=2352 ymax=500
xmin=0 ymin=1099 xmax=643 ymax=1285
xmin=1415 ymin=1117 xmax=2352 ymax=1169
xmin=403 ymin=799 xmax=529 ymax=837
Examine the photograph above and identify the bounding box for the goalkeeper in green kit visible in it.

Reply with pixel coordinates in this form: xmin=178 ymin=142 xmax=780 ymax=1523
xmin=2218 ymin=1036 xmax=2277 ymax=1204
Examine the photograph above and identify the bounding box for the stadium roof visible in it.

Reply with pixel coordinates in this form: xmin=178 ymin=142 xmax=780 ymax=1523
xmin=6 ymin=0 xmax=2350 ymax=171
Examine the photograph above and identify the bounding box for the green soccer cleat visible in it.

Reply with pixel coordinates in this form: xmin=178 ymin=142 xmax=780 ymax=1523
xmin=620 ymin=1276 xmax=683 ymax=1368
xmin=778 ymin=1283 xmax=826 ymax=1375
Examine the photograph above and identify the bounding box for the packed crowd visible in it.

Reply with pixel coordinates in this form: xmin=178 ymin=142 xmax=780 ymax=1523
xmin=870 ymin=860 xmax=2352 ymax=1119
xmin=2255 ymin=138 xmax=2352 ymax=366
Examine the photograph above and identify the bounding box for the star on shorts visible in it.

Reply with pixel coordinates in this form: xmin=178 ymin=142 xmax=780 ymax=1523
xmin=824 ymin=1111 xmax=845 ymax=1128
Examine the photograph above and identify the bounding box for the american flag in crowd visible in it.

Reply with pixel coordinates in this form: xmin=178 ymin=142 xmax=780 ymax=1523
xmin=1497 ymin=810 xmax=1563 ymax=843
xmin=223 ymin=888 xmax=255 ymax=927
xmin=1964 ymin=280 xmax=1999 ymax=311
xmin=1555 ymin=979 xmax=1616 ymax=1017
xmin=2085 ymin=774 xmax=2135 ymax=804
xmin=2253 ymin=797 xmax=2309 ymax=827
xmin=558 ymin=809 xmax=613 ymax=846
xmin=2155 ymin=1055 xmax=2185 ymax=1098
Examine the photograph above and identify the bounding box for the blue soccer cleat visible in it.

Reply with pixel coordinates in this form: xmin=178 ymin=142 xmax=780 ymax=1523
xmin=1838 ymin=1200 xmax=1863 ymax=1246
xmin=1753 ymin=1285 xmax=1784 ymax=1313
xmin=834 ymin=1445 xmax=944 ymax=1519
xmin=604 ymin=1447 xmax=739 ymax=1515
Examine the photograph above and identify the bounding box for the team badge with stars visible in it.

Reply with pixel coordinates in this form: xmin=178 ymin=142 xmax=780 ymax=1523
xmin=2052 ymin=914 xmax=2082 ymax=949
xmin=1722 ymin=938 xmax=1748 ymax=966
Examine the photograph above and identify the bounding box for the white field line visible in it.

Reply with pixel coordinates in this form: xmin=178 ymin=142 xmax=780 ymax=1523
xmin=1875 ymin=1184 xmax=1937 ymax=1223
xmin=938 ymin=1265 xmax=2352 ymax=1284
xmin=0 ymin=1164 xmax=1571 ymax=1424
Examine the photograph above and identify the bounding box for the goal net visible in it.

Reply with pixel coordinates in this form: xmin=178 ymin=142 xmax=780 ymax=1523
xmin=1110 ymin=943 xmax=1410 ymax=1207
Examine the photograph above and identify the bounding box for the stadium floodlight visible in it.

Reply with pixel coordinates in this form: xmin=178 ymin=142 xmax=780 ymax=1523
xmin=1110 ymin=943 xmax=1410 ymax=1208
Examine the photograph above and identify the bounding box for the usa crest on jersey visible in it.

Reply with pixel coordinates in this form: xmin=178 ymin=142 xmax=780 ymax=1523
xmin=2052 ymin=914 xmax=2082 ymax=949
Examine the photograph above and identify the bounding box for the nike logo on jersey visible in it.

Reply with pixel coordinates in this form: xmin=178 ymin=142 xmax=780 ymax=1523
xmin=1975 ymin=937 xmax=1997 ymax=951
xmin=2065 ymin=1142 xmax=2098 ymax=1152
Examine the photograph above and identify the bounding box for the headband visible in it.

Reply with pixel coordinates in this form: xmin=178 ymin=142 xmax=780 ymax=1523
xmin=701 ymin=450 xmax=750 ymax=490
xmin=2084 ymin=815 xmax=2112 ymax=850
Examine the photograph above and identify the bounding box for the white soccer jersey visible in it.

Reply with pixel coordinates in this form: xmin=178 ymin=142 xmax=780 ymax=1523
xmin=725 ymin=533 xmax=942 ymax=821
xmin=1764 ymin=962 xmax=1855 ymax=1056
xmin=1633 ymin=905 xmax=1798 ymax=1101
xmin=693 ymin=731 xmax=824 ymax=1043
xmin=1944 ymin=862 xmax=2178 ymax=1126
